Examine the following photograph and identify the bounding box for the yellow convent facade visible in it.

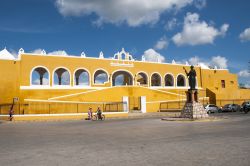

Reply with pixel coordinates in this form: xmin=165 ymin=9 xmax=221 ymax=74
xmin=0 ymin=48 xmax=249 ymax=119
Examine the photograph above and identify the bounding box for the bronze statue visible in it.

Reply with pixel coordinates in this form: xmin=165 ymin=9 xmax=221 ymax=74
xmin=183 ymin=65 xmax=196 ymax=90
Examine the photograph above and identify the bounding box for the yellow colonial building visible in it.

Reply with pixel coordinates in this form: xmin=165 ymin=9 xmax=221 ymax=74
xmin=0 ymin=48 xmax=249 ymax=120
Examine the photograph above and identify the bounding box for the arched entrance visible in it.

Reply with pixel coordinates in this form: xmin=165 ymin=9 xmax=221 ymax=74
xmin=137 ymin=72 xmax=148 ymax=86
xmin=112 ymin=70 xmax=133 ymax=86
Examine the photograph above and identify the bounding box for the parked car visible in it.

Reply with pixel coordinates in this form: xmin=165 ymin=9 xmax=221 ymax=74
xmin=221 ymin=104 xmax=241 ymax=112
xmin=204 ymin=104 xmax=222 ymax=114
xmin=240 ymin=101 xmax=250 ymax=111
xmin=241 ymin=101 xmax=250 ymax=113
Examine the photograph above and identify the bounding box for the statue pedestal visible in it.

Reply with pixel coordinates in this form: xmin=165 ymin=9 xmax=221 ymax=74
xmin=181 ymin=90 xmax=209 ymax=119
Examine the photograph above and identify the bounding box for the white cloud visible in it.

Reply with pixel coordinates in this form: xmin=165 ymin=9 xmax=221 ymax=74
xmin=154 ymin=36 xmax=169 ymax=50
xmin=172 ymin=13 xmax=229 ymax=46
xmin=188 ymin=56 xmax=210 ymax=69
xmin=142 ymin=48 xmax=165 ymax=63
xmin=220 ymin=24 xmax=229 ymax=37
xmin=188 ymin=56 xmax=200 ymax=65
xmin=9 ymin=49 xmax=18 ymax=58
xmin=238 ymin=70 xmax=250 ymax=78
xmin=239 ymin=27 xmax=250 ymax=42
xmin=210 ymin=56 xmax=228 ymax=69
xmin=194 ymin=0 xmax=206 ymax=10
xmin=245 ymin=84 xmax=250 ymax=88
xmin=9 ymin=48 xmax=44 ymax=57
xmin=187 ymin=55 xmax=228 ymax=69
xmin=240 ymin=80 xmax=250 ymax=88
xmin=55 ymin=0 xmax=193 ymax=27
xmin=10 ymin=48 xmax=68 ymax=57
xmin=198 ymin=63 xmax=210 ymax=69
xmin=33 ymin=78 xmax=49 ymax=85
xmin=61 ymin=71 xmax=70 ymax=85
xmin=48 ymin=50 xmax=68 ymax=56
xmin=31 ymin=49 xmax=43 ymax=54
xmin=95 ymin=73 xmax=108 ymax=84
xmin=165 ymin=18 xmax=178 ymax=31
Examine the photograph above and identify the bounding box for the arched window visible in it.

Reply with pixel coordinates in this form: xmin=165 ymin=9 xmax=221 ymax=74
xmin=165 ymin=74 xmax=174 ymax=87
xmin=53 ymin=68 xmax=70 ymax=85
xmin=94 ymin=70 xmax=108 ymax=84
xmin=151 ymin=73 xmax=161 ymax=86
xmin=177 ymin=74 xmax=186 ymax=87
xmin=74 ymin=69 xmax=89 ymax=86
xmin=137 ymin=72 xmax=148 ymax=85
xmin=31 ymin=67 xmax=49 ymax=85
xmin=121 ymin=53 xmax=126 ymax=60
xmin=112 ymin=70 xmax=133 ymax=86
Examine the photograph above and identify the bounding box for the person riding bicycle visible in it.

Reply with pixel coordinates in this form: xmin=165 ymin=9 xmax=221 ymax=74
xmin=96 ymin=107 xmax=102 ymax=120
xmin=87 ymin=107 xmax=93 ymax=120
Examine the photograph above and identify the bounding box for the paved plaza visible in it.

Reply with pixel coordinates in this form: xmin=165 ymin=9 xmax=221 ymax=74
xmin=1 ymin=112 xmax=250 ymax=166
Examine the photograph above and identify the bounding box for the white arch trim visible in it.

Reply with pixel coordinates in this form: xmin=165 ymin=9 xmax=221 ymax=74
xmin=136 ymin=71 xmax=149 ymax=86
xmin=73 ymin=68 xmax=91 ymax=87
xmin=92 ymin=68 xmax=110 ymax=85
xmin=111 ymin=69 xmax=134 ymax=87
xmin=30 ymin=65 xmax=50 ymax=86
xmin=150 ymin=72 xmax=162 ymax=87
xmin=164 ymin=73 xmax=175 ymax=87
xmin=52 ymin=66 xmax=72 ymax=86
xmin=176 ymin=73 xmax=187 ymax=88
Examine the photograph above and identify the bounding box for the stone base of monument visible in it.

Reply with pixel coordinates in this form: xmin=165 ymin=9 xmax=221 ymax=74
xmin=180 ymin=90 xmax=209 ymax=119
xmin=161 ymin=90 xmax=210 ymax=121
xmin=181 ymin=102 xmax=209 ymax=119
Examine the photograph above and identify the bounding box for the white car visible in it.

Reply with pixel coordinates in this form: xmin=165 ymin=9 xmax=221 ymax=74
xmin=204 ymin=104 xmax=222 ymax=114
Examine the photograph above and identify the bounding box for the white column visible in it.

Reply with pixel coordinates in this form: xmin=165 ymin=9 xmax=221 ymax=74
xmin=141 ymin=96 xmax=146 ymax=113
xmin=122 ymin=96 xmax=129 ymax=112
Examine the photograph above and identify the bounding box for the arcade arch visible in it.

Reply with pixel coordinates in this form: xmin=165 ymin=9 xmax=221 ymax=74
xmin=74 ymin=68 xmax=90 ymax=86
xmin=164 ymin=74 xmax=174 ymax=87
xmin=53 ymin=67 xmax=71 ymax=86
xmin=94 ymin=69 xmax=108 ymax=84
xmin=30 ymin=66 xmax=50 ymax=85
xmin=177 ymin=74 xmax=186 ymax=87
xmin=136 ymin=72 xmax=148 ymax=85
xmin=151 ymin=73 xmax=162 ymax=86
xmin=112 ymin=70 xmax=133 ymax=86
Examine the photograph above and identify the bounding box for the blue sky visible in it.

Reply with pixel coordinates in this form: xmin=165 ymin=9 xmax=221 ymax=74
xmin=0 ymin=0 xmax=249 ymax=86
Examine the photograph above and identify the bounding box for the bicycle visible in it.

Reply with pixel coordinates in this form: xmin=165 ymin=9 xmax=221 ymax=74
xmin=92 ymin=113 xmax=105 ymax=121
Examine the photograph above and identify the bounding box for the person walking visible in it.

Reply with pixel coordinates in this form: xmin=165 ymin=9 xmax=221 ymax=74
xmin=9 ymin=105 xmax=14 ymax=121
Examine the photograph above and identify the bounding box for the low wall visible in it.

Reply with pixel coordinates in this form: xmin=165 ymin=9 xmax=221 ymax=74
xmin=146 ymin=97 xmax=209 ymax=112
